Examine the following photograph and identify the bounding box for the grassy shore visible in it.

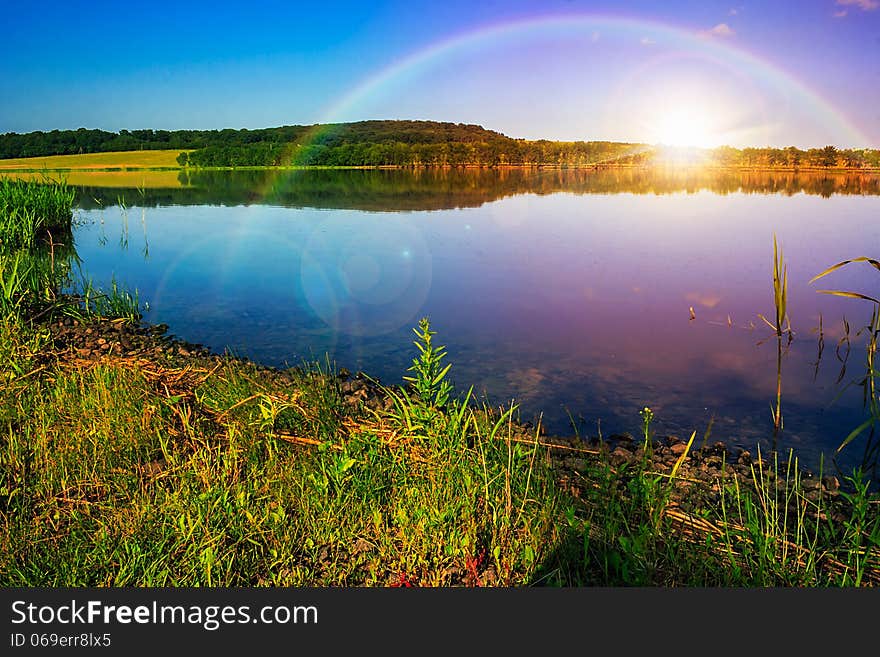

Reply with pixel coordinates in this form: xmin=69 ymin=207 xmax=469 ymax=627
xmin=2 ymin=310 xmax=879 ymax=586
xmin=1 ymin=180 xmax=879 ymax=586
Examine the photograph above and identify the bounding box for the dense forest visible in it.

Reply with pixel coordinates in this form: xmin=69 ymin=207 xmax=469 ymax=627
xmin=2 ymin=120 xmax=879 ymax=169
xmin=0 ymin=122 xmax=513 ymax=159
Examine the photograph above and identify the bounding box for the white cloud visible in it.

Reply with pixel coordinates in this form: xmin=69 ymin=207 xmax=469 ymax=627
xmin=728 ymin=8 xmax=738 ymax=15
xmin=836 ymin=0 xmax=879 ymax=10
xmin=833 ymin=9 xmax=848 ymax=16
xmin=640 ymin=36 xmax=656 ymax=45
xmin=699 ymin=23 xmax=736 ymax=38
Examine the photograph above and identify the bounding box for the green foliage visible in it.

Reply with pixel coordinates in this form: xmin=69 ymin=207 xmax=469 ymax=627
xmin=0 ymin=248 xmax=73 ymax=318
xmin=711 ymin=144 xmax=877 ymax=168
xmin=0 ymin=121 xmax=652 ymax=168
xmin=403 ymin=317 xmax=453 ymax=409
xmin=0 ymin=251 xmax=31 ymax=317
xmin=835 ymin=469 xmax=880 ymax=586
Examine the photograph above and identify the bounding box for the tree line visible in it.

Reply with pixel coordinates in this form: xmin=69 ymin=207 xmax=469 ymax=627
xmin=709 ymin=144 xmax=880 ymax=169
xmin=0 ymin=121 xmax=507 ymax=159
xmin=2 ymin=120 xmax=878 ymax=169
xmin=179 ymin=138 xmax=652 ymax=168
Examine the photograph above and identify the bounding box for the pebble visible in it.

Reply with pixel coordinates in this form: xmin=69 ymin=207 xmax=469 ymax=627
xmin=822 ymin=476 xmax=840 ymax=492
xmin=802 ymin=478 xmax=821 ymax=491
xmin=669 ymin=443 xmax=689 ymax=456
xmin=610 ymin=446 xmax=633 ymax=465
xmin=804 ymin=489 xmax=822 ymax=503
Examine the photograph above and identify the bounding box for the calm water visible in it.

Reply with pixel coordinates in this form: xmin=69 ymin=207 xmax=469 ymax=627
xmin=51 ymin=168 xmax=880 ymax=475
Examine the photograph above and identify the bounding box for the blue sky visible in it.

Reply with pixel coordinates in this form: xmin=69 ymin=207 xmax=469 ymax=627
xmin=2 ymin=0 xmax=878 ymax=147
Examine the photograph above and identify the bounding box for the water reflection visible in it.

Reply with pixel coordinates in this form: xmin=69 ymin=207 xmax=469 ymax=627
xmin=5 ymin=167 xmax=873 ymax=212
xmin=55 ymin=168 xmax=880 ymax=479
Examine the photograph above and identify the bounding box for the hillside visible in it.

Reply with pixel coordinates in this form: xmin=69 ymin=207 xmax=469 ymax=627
xmin=0 ymin=120 xmax=878 ymax=169
xmin=0 ymin=121 xmax=649 ymax=168
xmin=0 ymin=121 xmax=512 ymax=160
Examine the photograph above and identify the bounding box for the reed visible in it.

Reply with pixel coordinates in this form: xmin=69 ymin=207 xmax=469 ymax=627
xmin=757 ymin=235 xmax=790 ymax=442
xmin=75 ymin=275 xmax=142 ymax=323
xmin=0 ymin=242 xmax=77 ymax=320
xmin=0 ymin=178 xmax=74 ymax=250
xmin=810 ymin=256 xmax=880 ymax=454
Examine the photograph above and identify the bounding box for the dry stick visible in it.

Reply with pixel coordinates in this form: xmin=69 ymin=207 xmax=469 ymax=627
xmin=192 ymin=361 xmax=223 ymax=386
xmin=273 ymin=432 xmax=335 ymax=449
xmin=212 ymin=394 xmax=264 ymax=422
xmin=11 ymin=365 xmax=46 ymax=382
xmin=507 ymin=436 xmax=601 ymax=454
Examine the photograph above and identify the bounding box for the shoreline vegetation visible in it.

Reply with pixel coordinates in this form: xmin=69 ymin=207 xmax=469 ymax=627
xmin=2 ymin=179 xmax=879 ymax=587
xmin=1 ymin=120 xmax=879 ymax=172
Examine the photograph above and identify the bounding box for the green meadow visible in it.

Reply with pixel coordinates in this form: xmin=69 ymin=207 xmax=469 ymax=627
xmin=0 ymin=150 xmax=189 ymax=171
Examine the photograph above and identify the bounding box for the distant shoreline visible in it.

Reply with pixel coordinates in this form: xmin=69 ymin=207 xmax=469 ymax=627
xmin=2 ymin=162 xmax=879 ymax=174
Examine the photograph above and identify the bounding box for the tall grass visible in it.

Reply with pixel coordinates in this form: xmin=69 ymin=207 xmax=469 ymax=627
xmin=76 ymin=275 xmax=143 ymax=323
xmin=0 ymin=242 xmax=78 ymax=319
xmin=0 ymin=178 xmax=75 ymax=250
xmin=0 ymin=318 xmax=567 ymax=586
xmin=0 ymin=178 xmax=141 ymax=325
xmin=1 ymin=314 xmax=877 ymax=586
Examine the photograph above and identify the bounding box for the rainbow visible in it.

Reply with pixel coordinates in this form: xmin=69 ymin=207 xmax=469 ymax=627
xmin=219 ymin=11 xmax=871 ymax=191
xmin=308 ymin=13 xmax=869 ymax=149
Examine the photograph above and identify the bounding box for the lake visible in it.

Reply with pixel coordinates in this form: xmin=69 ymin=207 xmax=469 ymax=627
xmin=38 ymin=167 xmax=880 ymax=476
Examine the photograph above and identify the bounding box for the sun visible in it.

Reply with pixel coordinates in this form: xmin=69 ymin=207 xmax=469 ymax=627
xmin=653 ymin=106 xmax=721 ymax=149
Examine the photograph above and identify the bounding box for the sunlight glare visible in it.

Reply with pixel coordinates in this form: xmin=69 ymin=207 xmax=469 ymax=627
xmin=654 ymin=106 xmax=719 ymax=148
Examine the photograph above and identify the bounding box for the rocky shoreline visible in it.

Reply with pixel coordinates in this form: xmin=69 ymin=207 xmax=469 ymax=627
xmin=39 ymin=310 xmax=851 ymax=523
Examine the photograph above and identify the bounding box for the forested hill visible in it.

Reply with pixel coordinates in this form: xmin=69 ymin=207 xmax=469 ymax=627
xmin=2 ymin=120 xmax=879 ymax=168
xmin=0 ymin=121 xmax=516 ymax=159
xmin=0 ymin=120 xmax=650 ymax=167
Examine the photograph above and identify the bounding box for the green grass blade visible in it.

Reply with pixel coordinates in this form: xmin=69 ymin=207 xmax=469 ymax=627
xmin=810 ymin=257 xmax=880 ymax=284
xmin=670 ymin=431 xmax=696 ymax=480
xmin=837 ymin=417 xmax=876 ymax=453
xmin=816 ymin=289 xmax=880 ymax=305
